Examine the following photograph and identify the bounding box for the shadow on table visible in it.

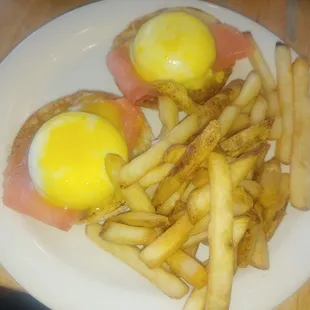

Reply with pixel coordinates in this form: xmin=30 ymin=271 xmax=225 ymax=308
xmin=0 ymin=287 xmax=50 ymax=310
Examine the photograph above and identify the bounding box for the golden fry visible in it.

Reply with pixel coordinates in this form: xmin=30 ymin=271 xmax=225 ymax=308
xmin=290 ymin=58 xmax=310 ymax=210
xmin=207 ymin=153 xmax=234 ymax=310
xmin=164 ymin=145 xmax=186 ymax=164
xmin=249 ymin=225 xmax=270 ymax=270
xmin=232 ymin=71 xmax=262 ymax=107
xmin=220 ymin=119 xmax=273 ymax=157
xmin=227 ymin=113 xmax=251 ymax=137
xmin=240 ymin=180 xmax=262 ymax=199
xmin=158 ymin=96 xmax=179 ymax=137
xmin=275 ymin=43 xmax=294 ymax=164
xmin=145 ymin=183 xmax=158 ymax=200
xmin=166 ymin=250 xmax=208 ymax=289
xmin=139 ymin=163 xmax=174 ymax=188
xmin=100 ymin=222 xmax=156 ymax=245
xmin=245 ymin=32 xmax=277 ymax=93
xmin=120 ymin=114 xmax=200 ymax=187
xmin=122 ymin=183 xmax=155 ymax=213
xmin=190 ymin=214 xmax=210 ymax=235
xmin=140 ymin=214 xmax=193 ymax=268
xmin=233 ymin=187 xmax=254 ymax=216
xmin=187 ymin=184 xmax=211 ymax=224
xmin=183 ymin=287 xmax=207 ymax=310
xmin=153 ymin=120 xmax=220 ymax=206
xmin=86 ymin=224 xmax=188 ymax=299
xmin=109 ymin=211 xmax=169 ymax=228
xmin=183 ymin=231 xmax=209 ymax=249
xmin=218 ymin=105 xmax=241 ymax=137
xmin=183 ymin=244 xmax=199 ymax=258
xmin=191 ymin=167 xmax=209 ymax=187
xmin=250 ymin=94 xmax=268 ymax=125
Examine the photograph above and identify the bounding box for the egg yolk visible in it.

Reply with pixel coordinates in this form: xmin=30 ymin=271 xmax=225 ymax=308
xmin=28 ymin=112 xmax=128 ymax=210
xmin=132 ymin=12 xmax=216 ymax=89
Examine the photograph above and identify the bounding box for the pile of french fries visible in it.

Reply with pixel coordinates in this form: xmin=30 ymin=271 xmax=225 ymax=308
xmin=86 ymin=34 xmax=310 ymax=309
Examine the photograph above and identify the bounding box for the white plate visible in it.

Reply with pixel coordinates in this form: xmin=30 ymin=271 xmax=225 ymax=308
xmin=0 ymin=1 xmax=309 ymax=309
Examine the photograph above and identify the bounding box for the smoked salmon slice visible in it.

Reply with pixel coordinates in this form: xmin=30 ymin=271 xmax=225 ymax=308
xmin=106 ymin=46 xmax=158 ymax=103
xmin=209 ymin=23 xmax=253 ymax=72
xmin=3 ymin=140 xmax=84 ymax=231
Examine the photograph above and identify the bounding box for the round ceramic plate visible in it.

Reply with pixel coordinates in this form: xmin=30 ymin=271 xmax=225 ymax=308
xmin=0 ymin=1 xmax=309 ymax=309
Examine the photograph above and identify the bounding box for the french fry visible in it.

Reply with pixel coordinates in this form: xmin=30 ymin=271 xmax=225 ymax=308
xmin=140 ymin=214 xmax=193 ymax=268
xmin=290 ymin=58 xmax=310 ymax=210
xmin=169 ymin=202 xmax=187 ymax=224
xmin=230 ymin=154 xmax=259 ymax=187
xmin=269 ymin=116 xmax=283 ymax=140
xmin=109 ymin=211 xmax=169 ymax=228
xmin=264 ymin=206 xmax=287 ymax=241
xmin=249 ymin=224 xmax=270 ymax=270
xmin=233 ymin=216 xmax=251 ymax=247
xmin=187 ymin=185 xmax=211 ymax=224
xmin=78 ymin=204 xmax=128 ymax=225
xmin=240 ymin=180 xmax=262 ymax=199
xmin=183 ymin=244 xmax=199 ymax=258
xmin=218 ymin=72 xmax=261 ymax=138
xmin=100 ymin=222 xmax=156 ymax=245
xmin=237 ymin=222 xmax=260 ymax=268
xmin=218 ymin=105 xmax=241 ymax=137
xmin=122 ymin=183 xmax=155 ymax=213
xmin=181 ymin=182 xmax=197 ymax=202
xmin=232 ymin=71 xmax=262 ymax=107
xmin=190 ymin=214 xmax=210 ymax=235
xmin=220 ymin=118 xmax=273 ymax=157
xmin=227 ymin=113 xmax=251 ymax=137
xmin=166 ymin=250 xmax=208 ymax=289
xmin=262 ymin=173 xmax=290 ymax=240
xmin=233 ymin=187 xmax=254 ymax=216
xmin=183 ymin=231 xmax=209 ymax=249
xmin=120 ymin=114 xmax=200 ymax=187
xmin=153 ymin=120 xmax=220 ymax=206
xmin=105 ymin=153 xmax=126 ymax=202
xmin=242 ymin=98 xmax=256 ymax=115
xmin=275 ymin=43 xmax=294 ymax=164
xmin=86 ymin=224 xmax=189 ymax=299
xmin=250 ymin=94 xmax=268 ymax=125
xmin=183 ymin=286 xmax=207 ymax=310
xmin=191 ymin=167 xmax=209 ymax=187
xmin=253 ymin=143 xmax=270 ymax=180
xmin=187 ymin=154 xmax=258 ymax=224
xmin=139 ymin=163 xmax=174 ymax=188
xmin=263 ymin=157 xmax=281 ymax=173
xmin=245 ymin=33 xmax=281 ymax=120
xmin=259 ymin=170 xmax=288 ymax=210
xmin=158 ymin=96 xmax=179 ymax=137
xmin=265 ymin=90 xmax=280 ymax=117
xmin=245 ymin=32 xmax=277 ymax=93
xmin=145 ymin=183 xmax=158 ymax=200
xmin=157 ymin=181 xmax=189 ymax=215
xmin=201 ymin=216 xmax=250 ymax=250
xmin=164 ymin=145 xmax=186 ymax=164
xmin=207 ymin=153 xmax=234 ymax=310
xmin=199 ymin=80 xmax=244 ymax=128
xmin=153 ymin=80 xmax=205 ymax=115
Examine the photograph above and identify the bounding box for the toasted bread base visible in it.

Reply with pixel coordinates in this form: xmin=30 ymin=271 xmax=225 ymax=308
xmin=111 ymin=7 xmax=232 ymax=107
xmin=11 ymin=90 xmax=153 ymax=158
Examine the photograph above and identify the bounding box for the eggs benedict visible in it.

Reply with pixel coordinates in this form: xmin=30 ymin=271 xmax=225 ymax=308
xmin=3 ymin=91 xmax=153 ymax=230
xmin=107 ymin=7 xmax=252 ymax=106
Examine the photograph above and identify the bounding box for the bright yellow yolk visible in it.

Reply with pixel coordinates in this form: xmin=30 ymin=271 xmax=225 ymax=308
xmin=132 ymin=12 xmax=216 ymax=89
xmin=28 ymin=112 xmax=128 ymax=210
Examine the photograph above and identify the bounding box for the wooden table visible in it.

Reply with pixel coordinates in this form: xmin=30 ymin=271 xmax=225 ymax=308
xmin=0 ymin=0 xmax=309 ymax=309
